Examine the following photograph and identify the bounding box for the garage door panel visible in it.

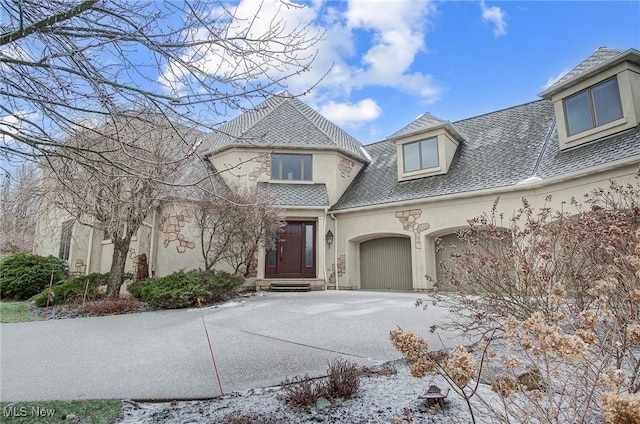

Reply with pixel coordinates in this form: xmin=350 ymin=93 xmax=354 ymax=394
xmin=360 ymin=237 xmax=412 ymax=291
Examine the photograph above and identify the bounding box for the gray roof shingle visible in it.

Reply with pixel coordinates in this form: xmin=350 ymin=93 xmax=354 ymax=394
xmin=545 ymin=47 xmax=624 ymax=93
xmin=257 ymin=182 xmax=329 ymax=207
xmin=203 ymin=92 xmax=369 ymax=162
xmin=390 ymin=113 xmax=450 ymax=138
xmin=331 ymin=100 xmax=640 ymax=211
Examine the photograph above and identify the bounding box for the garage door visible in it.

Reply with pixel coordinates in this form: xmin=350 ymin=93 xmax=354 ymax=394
xmin=435 ymin=232 xmax=511 ymax=292
xmin=435 ymin=233 xmax=468 ymax=292
xmin=360 ymin=237 xmax=412 ymax=291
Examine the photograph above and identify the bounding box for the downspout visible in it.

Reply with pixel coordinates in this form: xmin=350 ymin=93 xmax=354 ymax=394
xmin=85 ymin=227 xmax=94 ymax=275
xmin=142 ymin=209 xmax=157 ymax=277
xmin=147 ymin=208 xmax=157 ymax=277
xmin=323 ymin=208 xmax=329 ymax=289
xmin=330 ymin=213 xmax=338 ymax=291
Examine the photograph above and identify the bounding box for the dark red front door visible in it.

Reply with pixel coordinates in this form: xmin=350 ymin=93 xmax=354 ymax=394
xmin=266 ymin=221 xmax=316 ymax=278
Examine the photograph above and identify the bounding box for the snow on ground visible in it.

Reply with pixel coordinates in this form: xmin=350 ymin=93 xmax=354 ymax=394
xmin=116 ymin=359 xmax=501 ymax=424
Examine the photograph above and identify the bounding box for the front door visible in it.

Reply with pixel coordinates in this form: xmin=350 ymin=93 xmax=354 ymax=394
xmin=266 ymin=221 xmax=316 ymax=278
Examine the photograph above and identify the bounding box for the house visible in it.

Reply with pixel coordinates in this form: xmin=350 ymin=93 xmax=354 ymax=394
xmin=34 ymin=47 xmax=640 ymax=292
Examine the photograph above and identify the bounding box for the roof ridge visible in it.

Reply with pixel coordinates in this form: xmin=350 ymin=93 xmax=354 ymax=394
xmin=452 ymin=99 xmax=549 ymax=125
xmin=236 ymin=95 xmax=291 ymax=140
xmin=290 ymin=96 xmax=365 ymax=153
xmin=542 ymin=47 xmax=626 ymax=95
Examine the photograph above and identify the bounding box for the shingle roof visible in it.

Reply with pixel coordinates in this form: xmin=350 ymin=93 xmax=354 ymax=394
xmin=390 ymin=113 xmax=450 ymax=138
xmin=548 ymin=47 xmax=624 ymax=91
xmin=257 ymin=182 xmax=329 ymax=207
xmin=330 ymin=100 xmax=640 ymax=211
xmin=203 ymin=92 xmax=369 ymax=162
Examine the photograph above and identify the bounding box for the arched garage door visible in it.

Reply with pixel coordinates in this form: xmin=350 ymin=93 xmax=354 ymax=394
xmin=435 ymin=232 xmax=511 ymax=292
xmin=435 ymin=233 xmax=467 ymax=292
xmin=360 ymin=237 xmax=412 ymax=291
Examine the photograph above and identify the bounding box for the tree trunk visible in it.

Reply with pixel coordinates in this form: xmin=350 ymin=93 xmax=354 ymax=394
xmin=105 ymin=240 xmax=130 ymax=297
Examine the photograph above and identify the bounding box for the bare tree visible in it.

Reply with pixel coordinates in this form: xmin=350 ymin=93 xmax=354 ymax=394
xmin=1 ymin=0 xmax=323 ymax=174
xmin=1 ymin=0 xmax=322 ymax=293
xmin=46 ymin=112 xmax=208 ymax=296
xmin=0 ymin=162 xmax=41 ymax=254
xmin=194 ymin=185 xmax=283 ymax=276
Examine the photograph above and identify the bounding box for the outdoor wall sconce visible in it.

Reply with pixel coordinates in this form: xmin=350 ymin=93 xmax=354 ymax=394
xmin=325 ymin=230 xmax=334 ymax=247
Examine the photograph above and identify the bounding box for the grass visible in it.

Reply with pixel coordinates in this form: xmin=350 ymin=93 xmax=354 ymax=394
xmin=0 ymin=400 xmax=122 ymax=423
xmin=0 ymin=301 xmax=41 ymax=323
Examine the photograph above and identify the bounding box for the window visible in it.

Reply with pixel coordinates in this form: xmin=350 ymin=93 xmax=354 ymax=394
xmin=59 ymin=220 xmax=73 ymax=261
xmin=564 ymin=77 xmax=623 ymax=136
xmin=403 ymin=138 xmax=439 ymax=173
xmin=305 ymin=224 xmax=314 ymax=268
xmin=271 ymin=154 xmax=312 ymax=180
xmin=103 ymin=223 xmax=130 ymax=242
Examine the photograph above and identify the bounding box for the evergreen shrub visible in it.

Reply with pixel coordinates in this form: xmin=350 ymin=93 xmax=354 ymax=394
xmin=31 ymin=273 xmax=109 ymax=307
xmin=128 ymin=269 xmax=243 ymax=308
xmin=0 ymin=253 xmax=66 ymax=300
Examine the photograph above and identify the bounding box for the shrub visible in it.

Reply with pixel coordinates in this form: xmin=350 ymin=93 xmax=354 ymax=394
xmin=324 ymin=358 xmax=360 ymax=400
xmin=0 ymin=253 xmax=66 ymax=300
xmin=128 ymin=269 xmax=243 ymax=309
xmin=281 ymin=358 xmax=361 ymax=407
xmin=31 ymin=273 xmax=108 ymax=307
xmin=281 ymin=374 xmax=324 ymax=407
xmin=75 ymin=297 xmax=142 ymax=316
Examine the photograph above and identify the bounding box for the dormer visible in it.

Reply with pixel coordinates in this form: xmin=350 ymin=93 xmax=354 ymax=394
xmin=388 ymin=113 xmax=464 ymax=182
xmin=540 ymin=47 xmax=640 ymax=150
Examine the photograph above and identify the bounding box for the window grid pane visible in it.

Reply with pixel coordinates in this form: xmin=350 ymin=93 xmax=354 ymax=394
xmin=403 ymin=138 xmax=438 ymax=173
xmin=271 ymin=154 xmax=312 ymax=181
xmin=303 ymin=155 xmax=312 ymax=180
xmin=271 ymin=154 xmax=281 ymax=179
xmin=59 ymin=220 xmax=73 ymax=260
xmin=565 ymin=91 xmax=593 ymax=135
xmin=564 ymin=77 xmax=623 ymax=136
xmin=403 ymin=142 xmax=420 ymax=172
xmin=592 ymin=78 xmax=623 ymax=126
xmin=305 ymin=225 xmax=313 ymax=268
xmin=420 ymin=138 xmax=439 ymax=169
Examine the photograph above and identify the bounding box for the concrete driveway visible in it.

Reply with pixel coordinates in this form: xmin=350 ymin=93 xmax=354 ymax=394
xmin=0 ymin=291 xmax=464 ymax=402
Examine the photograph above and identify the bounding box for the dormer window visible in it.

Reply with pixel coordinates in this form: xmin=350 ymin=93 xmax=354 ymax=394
xmin=564 ymin=77 xmax=623 ymax=136
xmin=390 ymin=116 xmax=463 ymax=182
xmin=403 ymin=137 xmax=439 ymax=172
xmin=271 ymin=153 xmax=312 ymax=181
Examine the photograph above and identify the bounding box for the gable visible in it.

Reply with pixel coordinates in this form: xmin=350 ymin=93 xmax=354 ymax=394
xmin=203 ymin=92 xmax=369 ymax=163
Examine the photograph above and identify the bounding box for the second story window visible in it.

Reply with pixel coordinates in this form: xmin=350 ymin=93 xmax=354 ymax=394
xmin=403 ymin=137 xmax=439 ymax=173
xmin=271 ymin=154 xmax=312 ymax=181
xmin=564 ymin=77 xmax=623 ymax=136
xmin=59 ymin=220 xmax=73 ymax=261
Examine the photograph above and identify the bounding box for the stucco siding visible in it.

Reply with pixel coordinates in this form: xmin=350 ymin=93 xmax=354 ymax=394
xmin=333 ymin=164 xmax=639 ymax=291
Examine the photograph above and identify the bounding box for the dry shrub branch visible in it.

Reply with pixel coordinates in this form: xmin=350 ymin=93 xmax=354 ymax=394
xmin=394 ymin=173 xmax=640 ymax=423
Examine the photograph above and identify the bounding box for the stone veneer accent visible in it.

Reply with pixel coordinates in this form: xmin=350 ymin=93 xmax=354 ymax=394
xmin=248 ymin=153 xmax=272 ymax=181
xmin=395 ymin=209 xmax=430 ymax=249
xmin=338 ymin=157 xmax=356 ymax=178
xmin=70 ymin=259 xmax=86 ymax=276
xmin=159 ymin=212 xmax=195 ymax=253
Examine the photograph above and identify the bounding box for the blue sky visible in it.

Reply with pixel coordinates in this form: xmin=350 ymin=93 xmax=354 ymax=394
xmin=1 ymin=0 xmax=638 ymax=158
xmin=262 ymin=0 xmax=640 ymax=144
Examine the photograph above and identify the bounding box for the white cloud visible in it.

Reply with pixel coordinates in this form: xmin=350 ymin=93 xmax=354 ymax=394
xmin=480 ymin=1 xmax=507 ymax=37
xmin=542 ymin=68 xmax=570 ymax=90
xmin=342 ymin=0 xmax=439 ymax=98
xmin=0 ymin=111 xmax=28 ymax=138
xmin=318 ymin=98 xmax=381 ymax=128
xmin=158 ymin=0 xmax=441 ymax=129
xmin=158 ymin=0 xmax=320 ymax=95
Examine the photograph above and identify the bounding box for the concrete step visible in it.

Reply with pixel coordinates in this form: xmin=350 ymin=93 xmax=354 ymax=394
xmin=270 ymin=281 xmax=312 ymax=292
